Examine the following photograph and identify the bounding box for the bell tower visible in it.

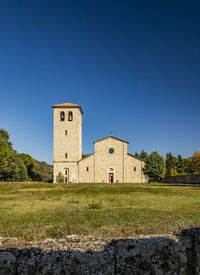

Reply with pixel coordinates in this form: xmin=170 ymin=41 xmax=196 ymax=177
xmin=52 ymin=102 xmax=83 ymax=183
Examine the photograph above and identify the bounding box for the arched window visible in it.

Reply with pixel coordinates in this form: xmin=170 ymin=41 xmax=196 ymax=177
xmin=68 ymin=111 xmax=73 ymax=121
xmin=60 ymin=111 xmax=65 ymax=121
xmin=65 ymin=169 xmax=68 ymax=175
xmin=64 ymin=168 xmax=69 ymax=183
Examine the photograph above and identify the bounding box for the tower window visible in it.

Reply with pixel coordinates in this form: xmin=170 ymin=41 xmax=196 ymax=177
xmin=65 ymin=153 xmax=68 ymax=159
xmin=133 ymin=167 xmax=136 ymax=172
xmin=60 ymin=111 xmax=65 ymax=121
xmin=86 ymin=167 xmax=89 ymax=171
xmin=68 ymin=111 xmax=73 ymax=121
xmin=65 ymin=130 xmax=68 ymax=135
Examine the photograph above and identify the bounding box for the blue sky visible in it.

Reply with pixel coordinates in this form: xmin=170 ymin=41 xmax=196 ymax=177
xmin=0 ymin=0 xmax=200 ymax=164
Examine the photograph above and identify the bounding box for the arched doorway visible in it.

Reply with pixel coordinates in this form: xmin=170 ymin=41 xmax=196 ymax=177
xmin=107 ymin=167 xmax=115 ymax=183
xmin=64 ymin=168 xmax=69 ymax=183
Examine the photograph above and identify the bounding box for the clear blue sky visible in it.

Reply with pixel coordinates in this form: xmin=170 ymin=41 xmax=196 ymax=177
xmin=0 ymin=0 xmax=200 ymax=164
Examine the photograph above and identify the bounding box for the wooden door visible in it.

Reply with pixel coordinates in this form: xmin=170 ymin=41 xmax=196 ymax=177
xmin=108 ymin=173 xmax=114 ymax=183
xmin=65 ymin=177 xmax=68 ymax=183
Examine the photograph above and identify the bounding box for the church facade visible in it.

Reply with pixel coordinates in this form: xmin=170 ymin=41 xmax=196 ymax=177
xmin=52 ymin=102 xmax=147 ymax=183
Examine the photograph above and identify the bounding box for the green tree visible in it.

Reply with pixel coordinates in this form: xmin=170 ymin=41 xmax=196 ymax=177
xmin=82 ymin=153 xmax=92 ymax=159
xmin=6 ymin=153 xmax=28 ymax=181
xmin=18 ymin=153 xmax=37 ymax=168
xmin=18 ymin=153 xmax=39 ymax=180
xmin=0 ymin=129 xmax=45 ymax=182
xmin=0 ymin=138 xmax=11 ymax=168
xmin=190 ymin=152 xmax=200 ymax=174
xmin=47 ymin=174 xmax=53 ymax=183
xmin=140 ymin=150 xmax=148 ymax=161
xmin=134 ymin=152 xmax=140 ymax=158
xmin=56 ymin=172 xmax=64 ymax=183
xmin=0 ymin=128 xmax=12 ymax=149
xmin=0 ymin=136 xmax=12 ymax=181
xmin=176 ymin=154 xmax=188 ymax=175
xmin=165 ymin=153 xmax=178 ymax=176
xmin=143 ymin=151 xmax=166 ymax=182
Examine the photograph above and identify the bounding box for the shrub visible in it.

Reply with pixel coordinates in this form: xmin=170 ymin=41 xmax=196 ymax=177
xmin=56 ymin=172 xmax=64 ymax=183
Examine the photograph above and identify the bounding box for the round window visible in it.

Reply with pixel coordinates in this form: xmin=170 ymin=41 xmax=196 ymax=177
xmin=109 ymin=148 xmax=114 ymax=154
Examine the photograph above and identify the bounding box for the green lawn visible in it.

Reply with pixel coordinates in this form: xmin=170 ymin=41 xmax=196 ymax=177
xmin=0 ymin=182 xmax=200 ymax=240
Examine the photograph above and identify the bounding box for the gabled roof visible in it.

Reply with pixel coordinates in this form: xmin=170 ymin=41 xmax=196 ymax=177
xmin=52 ymin=102 xmax=83 ymax=114
xmin=127 ymin=153 xmax=145 ymax=162
xmin=93 ymin=135 xmax=129 ymax=144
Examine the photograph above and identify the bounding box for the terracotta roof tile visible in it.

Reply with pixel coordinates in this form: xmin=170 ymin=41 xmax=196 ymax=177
xmin=52 ymin=102 xmax=83 ymax=114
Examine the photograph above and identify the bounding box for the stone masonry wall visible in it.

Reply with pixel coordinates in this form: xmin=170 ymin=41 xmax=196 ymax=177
xmin=1 ymin=228 xmax=200 ymax=274
xmin=78 ymin=154 xmax=95 ymax=183
xmin=93 ymin=137 xmax=147 ymax=183
xmin=53 ymin=107 xmax=82 ymax=183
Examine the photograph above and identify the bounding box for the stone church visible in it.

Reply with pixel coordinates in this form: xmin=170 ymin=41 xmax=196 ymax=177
xmin=52 ymin=102 xmax=147 ymax=183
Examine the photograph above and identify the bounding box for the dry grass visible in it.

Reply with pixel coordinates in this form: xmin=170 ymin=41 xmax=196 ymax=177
xmin=0 ymin=182 xmax=200 ymax=240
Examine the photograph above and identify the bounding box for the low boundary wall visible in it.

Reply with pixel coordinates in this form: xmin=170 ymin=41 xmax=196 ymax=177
xmin=1 ymin=228 xmax=200 ymax=274
xmin=163 ymin=174 xmax=200 ymax=184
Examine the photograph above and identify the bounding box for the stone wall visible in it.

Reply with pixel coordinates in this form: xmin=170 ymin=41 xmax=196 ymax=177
xmin=1 ymin=228 xmax=200 ymax=274
xmin=164 ymin=174 xmax=200 ymax=184
xmin=53 ymin=162 xmax=79 ymax=183
xmin=78 ymin=154 xmax=95 ymax=183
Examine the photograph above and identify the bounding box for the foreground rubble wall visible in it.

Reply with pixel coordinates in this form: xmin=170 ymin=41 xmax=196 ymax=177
xmin=0 ymin=228 xmax=200 ymax=274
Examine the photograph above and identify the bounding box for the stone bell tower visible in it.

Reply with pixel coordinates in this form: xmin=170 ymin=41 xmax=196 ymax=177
xmin=52 ymin=102 xmax=83 ymax=183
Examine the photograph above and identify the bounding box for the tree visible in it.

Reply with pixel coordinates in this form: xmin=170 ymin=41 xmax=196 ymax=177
xmin=140 ymin=150 xmax=148 ymax=161
xmin=0 ymin=136 xmax=12 ymax=181
xmin=134 ymin=150 xmax=148 ymax=160
xmin=0 ymin=138 xmax=11 ymax=168
xmin=176 ymin=154 xmax=184 ymax=175
xmin=56 ymin=172 xmax=64 ymax=183
xmin=18 ymin=153 xmax=37 ymax=169
xmin=134 ymin=152 xmax=140 ymax=158
xmin=0 ymin=129 xmax=51 ymax=182
xmin=190 ymin=151 xmax=200 ymax=174
xmin=0 ymin=128 xmax=12 ymax=149
xmin=82 ymin=153 xmax=91 ymax=159
xmin=143 ymin=151 xmax=166 ymax=182
xmin=18 ymin=153 xmax=39 ymax=180
xmin=6 ymin=153 xmax=28 ymax=181
xmin=176 ymin=154 xmax=191 ymax=175
xmin=165 ymin=153 xmax=178 ymax=176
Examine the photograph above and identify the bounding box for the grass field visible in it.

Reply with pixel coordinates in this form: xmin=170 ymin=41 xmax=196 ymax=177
xmin=0 ymin=182 xmax=200 ymax=241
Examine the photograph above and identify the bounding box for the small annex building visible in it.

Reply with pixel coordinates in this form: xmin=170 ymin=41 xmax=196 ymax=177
xmin=52 ymin=102 xmax=147 ymax=183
